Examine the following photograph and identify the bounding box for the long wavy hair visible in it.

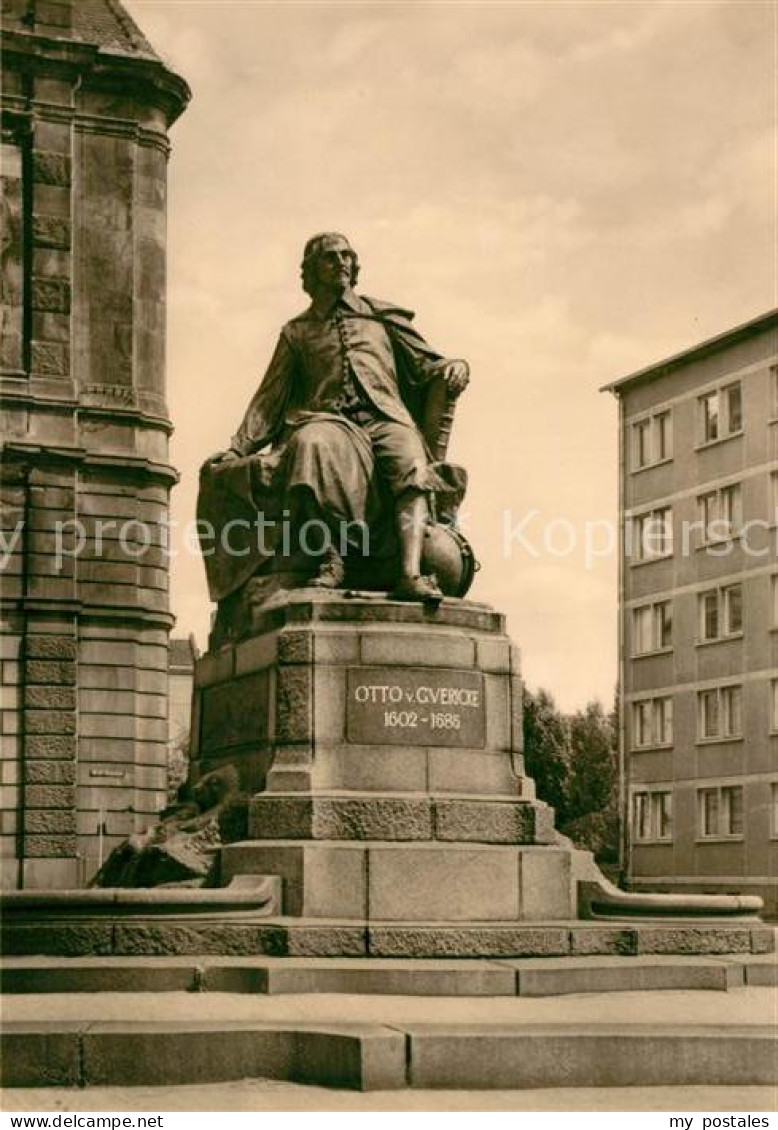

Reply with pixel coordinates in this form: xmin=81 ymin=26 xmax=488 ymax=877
xmin=300 ymin=232 xmax=360 ymax=296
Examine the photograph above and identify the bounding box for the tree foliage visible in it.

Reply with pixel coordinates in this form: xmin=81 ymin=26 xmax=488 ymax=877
xmin=566 ymin=700 xmax=617 ymax=823
xmin=523 ymin=686 xmax=619 ymax=863
xmin=522 ymin=688 xmax=571 ymax=825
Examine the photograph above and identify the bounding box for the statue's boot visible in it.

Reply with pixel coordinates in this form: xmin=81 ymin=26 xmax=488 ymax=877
xmin=392 ymin=491 xmax=443 ymax=604
xmin=309 ymin=546 xmax=345 ymax=588
xmin=393 ymin=573 xmax=443 ymax=603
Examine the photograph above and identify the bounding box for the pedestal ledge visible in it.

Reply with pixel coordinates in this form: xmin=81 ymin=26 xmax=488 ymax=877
xmin=249 ymin=792 xmax=556 ymax=844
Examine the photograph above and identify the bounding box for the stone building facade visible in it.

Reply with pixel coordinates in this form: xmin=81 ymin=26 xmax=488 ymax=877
xmin=605 ymin=309 xmax=777 ymax=914
xmin=0 ymin=0 xmax=189 ymax=887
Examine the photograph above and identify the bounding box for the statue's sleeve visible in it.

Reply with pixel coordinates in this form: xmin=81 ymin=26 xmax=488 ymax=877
xmin=384 ymin=313 xmax=448 ymax=387
xmin=230 ymin=330 xmax=295 ymax=456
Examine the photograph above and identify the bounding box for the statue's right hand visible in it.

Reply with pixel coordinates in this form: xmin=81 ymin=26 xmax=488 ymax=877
xmin=206 ymin=449 xmax=241 ymax=466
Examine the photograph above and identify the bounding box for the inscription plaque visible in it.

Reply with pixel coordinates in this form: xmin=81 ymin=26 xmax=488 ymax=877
xmin=346 ymin=666 xmax=486 ymax=747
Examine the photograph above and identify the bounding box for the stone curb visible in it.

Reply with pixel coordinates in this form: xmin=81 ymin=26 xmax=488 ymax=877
xmin=2 ymin=954 xmax=774 ymax=996
xmin=2 ymin=1021 xmax=774 ymax=1090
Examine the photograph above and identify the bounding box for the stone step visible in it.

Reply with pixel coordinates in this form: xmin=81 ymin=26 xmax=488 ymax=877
xmin=2 ymin=1017 xmax=774 ymax=1090
xmin=248 ymin=792 xmax=555 ymax=843
xmin=2 ymin=953 xmax=772 ymax=996
xmin=2 ymin=917 xmax=773 ymax=958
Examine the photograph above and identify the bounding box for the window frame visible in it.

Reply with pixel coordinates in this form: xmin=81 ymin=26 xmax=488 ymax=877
xmin=632 ymin=695 xmax=674 ymax=750
xmin=632 ymin=789 xmax=673 ymax=843
xmin=697 ymin=783 xmax=745 ymax=841
xmin=697 ymin=584 xmax=743 ymax=643
xmin=631 ymin=409 xmax=673 ymax=471
xmin=631 ymin=506 xmax=673 ymax=563
xmin=697 ymin=380 xmax=744 ymax=447
xmin=696 ymin=684 xmax=744 ymax=742
xmin=697 ymin=482 xmax=743 ymax=544
xmin=632 ymin=599 xmax=673 ymax=656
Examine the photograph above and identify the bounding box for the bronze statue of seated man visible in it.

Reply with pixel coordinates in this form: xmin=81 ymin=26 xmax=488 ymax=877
xmin=198 ymin=232 xmax=473 ymax=626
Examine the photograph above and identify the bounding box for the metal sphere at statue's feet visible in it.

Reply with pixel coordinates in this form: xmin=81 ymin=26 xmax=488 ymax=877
xmin=421 ymin=523 xmax=478 ymax=598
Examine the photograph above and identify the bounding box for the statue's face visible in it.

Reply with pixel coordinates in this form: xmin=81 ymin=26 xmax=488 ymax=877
xmin=192 ymin=771 xmax=223 ymax=811
xmin=313 ymin=235 xmax=355 ymax=293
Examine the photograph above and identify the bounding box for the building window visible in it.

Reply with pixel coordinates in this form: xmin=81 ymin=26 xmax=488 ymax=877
xmin=771 ymin=471 xmax=778 ymax=522
xmin=772 ymin=575 xmax=778 ymax=628
xmin=725 ymin=382 xmax=743 ymax=433
xmin=771 ymin=679 xmax=778 ymax=733
xmin=699 ymin=391 xmax=719 ymax=443
xmin=632 ymin=696 xmax=673 ymax=748
xmin=633 ymin=600 xmax=673 ymax=654
xmin=698 ymin=483 xmax=742 ymax=542
xmin=771 ymin=783 xmax=778 ymax=839
xmin=631 ymin=507 xmax=673 ymax=561
xmin=633 ymin=790 xmax=673 ymax=842
xmin=698 ymin=382 xmax=743 ymax=444
xmin=655 ymin=411 xmax=672 ymax=461
xmin=698 ymin=584 xmax=743 ymax=642
xmin=697 ymin=685 xmax=743 ymax=740
xmin=698 ymin=784 xmax=744 ymax=839
xmin=632 ymin=410 xmax=673 ymax=470
xmin=770 ymin=365 xmax=778 ymax=419
xmin=633 ymin=419 xmax=651 ymax=470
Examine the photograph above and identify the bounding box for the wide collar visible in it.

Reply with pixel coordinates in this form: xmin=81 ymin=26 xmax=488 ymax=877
xmin=309 ymin=287 xmax=368 ymax=321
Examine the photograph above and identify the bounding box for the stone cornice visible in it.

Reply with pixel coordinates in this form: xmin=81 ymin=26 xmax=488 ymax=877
xmin=1 ymin=30 xmax=190 ymax=126
xmin=11 ymin=597 xmax=176 ymax=630
xmin=0 ymin=387 xmax=174 ymax=435
xmin=73 ymin=115 xmax=171 ymax=154
xmin=1 ymin=442 xmax=179 ymax=487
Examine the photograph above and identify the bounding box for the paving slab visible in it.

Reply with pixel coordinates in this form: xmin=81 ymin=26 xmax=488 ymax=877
xmin=3 ymin=986 xmax=774 ymax=1027
xmin=1 ymin=1083 xmax=774 ymax=1113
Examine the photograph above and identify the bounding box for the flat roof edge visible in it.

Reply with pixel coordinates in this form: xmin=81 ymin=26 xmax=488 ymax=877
xmin=600 ymin=307 xmax=778 ymax=395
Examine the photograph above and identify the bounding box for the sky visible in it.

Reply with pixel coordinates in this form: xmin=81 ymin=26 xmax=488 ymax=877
xmin=125 ymin=0 xmax=776 ymax=711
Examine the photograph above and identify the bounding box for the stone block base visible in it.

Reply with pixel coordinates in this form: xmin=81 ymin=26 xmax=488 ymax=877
xmin=220 ymin=840 xmax=575 ymax=921
xmin=2 ymin=915 xmax=772 ymax=959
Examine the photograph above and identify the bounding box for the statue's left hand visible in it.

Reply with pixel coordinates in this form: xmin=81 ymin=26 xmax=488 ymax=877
xmin=441 ymin=360 xmax=470 ymax=396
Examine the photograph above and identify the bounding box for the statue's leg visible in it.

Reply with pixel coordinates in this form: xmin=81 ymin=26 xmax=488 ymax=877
xmin=360 ymin=418 xmax=443 ymax=602
xmin=280 ymin=419 xmax=374 ymax=581
xmin=396 ymin=489 xmax=429 ymax=578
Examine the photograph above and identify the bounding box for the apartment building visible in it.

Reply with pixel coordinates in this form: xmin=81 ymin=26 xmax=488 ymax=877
xmin=604 ymin=309 xmax=777 ymax=914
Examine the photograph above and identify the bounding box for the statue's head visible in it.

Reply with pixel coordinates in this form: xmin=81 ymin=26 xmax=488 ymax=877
xmin=192 ymin=765 xmax=238 ymax=812
xmin=301 ymin=232 xmax=360 ymax=296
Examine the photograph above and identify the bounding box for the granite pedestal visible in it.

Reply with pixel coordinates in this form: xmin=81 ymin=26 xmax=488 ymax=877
xmin=185 ymin=592 xmax=766 ymax=957
xmin=195 ymin=592 xmax=575 ymax=927
xmin=2 ymin=592 xmax=766 ymax=957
